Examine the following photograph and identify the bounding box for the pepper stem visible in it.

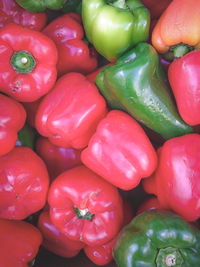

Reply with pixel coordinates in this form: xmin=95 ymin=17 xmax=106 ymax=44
xmin=74 ymin=206 xmax=94 ymax=221
xmin=11 ymin=51 xmax=36 ymax=73
xmin=170 ymin=43 xmax=194 ymax=59
xmin=156 ymin=247 xmax=183 ymax=266
xmin=108 ymin=0 xmax=127 ymax=9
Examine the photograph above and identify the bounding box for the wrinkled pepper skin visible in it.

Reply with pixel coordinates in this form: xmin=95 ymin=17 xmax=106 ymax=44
xmin=0 ymin=146 xmax=49 ymax=220
xmin=43 ymin=13 xmax=98 ymax=76
xmin=48 ymin=165 xmax=123 ymax=246
xmin=168 ymin=50 xmax=200 ymax=126
xmin=0 ymin=23 xmax=58 ymax=102
xmin=143 ymin=134 xmax=200 ymax=222
xmin=113 ymin=210 xmax=200 ymax=267
xmin=0 ymin=93 xmax=26 ymax=156
xmin=152 ymin=0 xmax=200 ymax=54
xmin=38 ymin=211 xmax=84 ymax=258
xmin=35 ymin=73 xmax=107 ymax=149
xmin=96 ymin=42 xmax=193 ymax=139
xmin=84 ymin=198 xmax=134 ymax=266
xmin=141 ymin=0 xmax=172 ymax=19
xmin=35 ymin=136 xmax=82 ymax=181
xmin=0 ymin=0 xmax=47 ymax=31
xmin=16 ymin=0 xmax=67 ymax=12
xmin=82 ymin=0 xmax=150 ymax=62
xmin=62 ymin=0 xmax=82 ymax=14
xmin=81 ymin=110 xmax=157 ymax=190
xmin=0 ymin=218 xmax=42 ymax=267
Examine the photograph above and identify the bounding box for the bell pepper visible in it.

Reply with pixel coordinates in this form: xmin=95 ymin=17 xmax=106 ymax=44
xmin=86 ymin=63 xmax=115 ymax=84
xmin=143 ymin=134 xmax=200 ymax=222
xmin=38 ymin=211 xmax=84 ymax=258
xmin=48 ymin=165 xmax=124 ymax=246
xmin=0 ymin=93 xmax=26 ymax=156
xmin=96 ymin=42 xmax=193 ymax=139
xmin=168 ymin=50 xmax=200 ymax=126
xmin=0 ymin=218 xmax=42 ymax=267
xmin=81 ymin=110 xmax=157 ymax=190
xmin=0 ymin=23 xmax=58 ymax=102
xmin=0 ymin=146 xmax=49 ymax=220
xmin=141 ymin=0 xmax=172 ymax=19
xmin=16 ymin=123 xmax=37 ymax=150
xmin=22 ymin=98 xmax=42 ymax=128
xmin=152 ymin=0 xmax=200 ymax=57
xmin=35 ymin=72 xmax=107 ymax=150
xmin=42 ymin=13 xmax=98 ymax=77
xmin=82 ymin=0 xmax=150 ymax=62
xmin=136 ymin=196 xmax=164 ymax=215
xmin=35 ymin=136 xmax=82 ymax=181
xmin=84 ymin=198 xmax=134 ymax=266
xmin=61 ymin=0 xmax=82 ymax=14
xmin=15 ymin=0 xmax=67 ymax=12
xmin=113 ymin=210 xmax=200 ymax=267
xmin=0 ymin=0 xmax=47 ymax=31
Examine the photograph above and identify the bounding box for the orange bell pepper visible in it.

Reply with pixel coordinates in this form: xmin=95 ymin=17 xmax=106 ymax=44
xmin=152 ymin=0 xmax=200 ymax=56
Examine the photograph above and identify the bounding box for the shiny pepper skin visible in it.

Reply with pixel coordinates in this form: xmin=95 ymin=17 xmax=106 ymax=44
xmin=0 ymin=93 xmax=26 ymax=156
xmin=35 ymin=72 xmax=107 ymax=149
xmin=48 ymin=165 xmax=124 ymax=247
xmin=0 ymin=146 xmax=49 ymax=220
xmin=43 ymin=12 xmax=98 ymax=77
xmin=0 ymin=0 xmax=47 ymax=31
xmin=0 ymin=23 xmax=58 ymax=102
xmin=0 ymin=218 xmax=42 ymax=267
xmin=81 ymin=110 xmax=157 ymax=190
xmin=38 ymin=211 xmax=84 ymax=258
xmin=143 ymin=134 xmax=200 ymax=222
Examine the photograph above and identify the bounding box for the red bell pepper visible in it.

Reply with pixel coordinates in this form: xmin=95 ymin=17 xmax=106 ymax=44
xmin=168 ymin=50 xmax=200 ymax=126
xmin=0 ymin=0 xmax=47 ymax=31
xmin=35 ymin=136 xmax=82 ymax=181
xmin=0 ymin=23 xmax=58 ymax=102
xmin=84 ymin=198 xmax=134 ymax=266
xmin=35 ymin=72 xmax=107 ymax=149
xmin=86 ymin=62 xmax=115 ymax=84
xmin=22 ymin=97 xmax=42 ymax=128
xmin=0 ymin=218 xmax=42 ymax=267
xmin=42 ymin=12 xmax=98 ymax=77
xmin=48 ymin=165 xmax=123 ymax=246
xmin=136 ymin=196 xmax=163 ymax=215
xmin=141 ymin=0 xmax=172 ymax=19
xmin=0 ymin=146 xmax=49 ymax=220
xmin=81 ymin=110 xmax=157 ymax=190
xmin=37 ymin=211 xmax=84 ymax=258
xmin=143 ymin=134 xmax=200 ymax=222
xmin=0 ymin=93 xmax=26 ymax=156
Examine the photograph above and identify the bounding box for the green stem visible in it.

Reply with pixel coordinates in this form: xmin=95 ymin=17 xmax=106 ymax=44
xmin=74 ymin=206 xmax=94 ymax=221
xmin=156 ymin=247 xmax=184 ymax=267
xmin=108 ymin=0 xmax=127 ymax=9
xmin=170 ymin=43 xmax=194 ymax=59
xmin=11 ymin=50 xmax=36 ymax=73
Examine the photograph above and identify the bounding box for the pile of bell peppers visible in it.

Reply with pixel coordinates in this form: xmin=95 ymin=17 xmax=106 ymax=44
xmin=1 ymin=0 xmax=200 ymax=266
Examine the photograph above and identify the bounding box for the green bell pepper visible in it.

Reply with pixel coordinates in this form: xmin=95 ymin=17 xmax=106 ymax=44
xmin=113 ymin=210 xmax=200 ymax=267
xmin=96 ymin=42 xmax=193 ymax=139
xmin=61 ymin=0 xmax=82 ymax=14
xmin=82 ymin=0 xmax=150 ymax=61
xmin=16 ymin=0 xmax=67 ymax=12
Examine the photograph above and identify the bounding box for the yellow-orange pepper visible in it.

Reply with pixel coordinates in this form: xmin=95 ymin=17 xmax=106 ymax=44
xmin=152 ymin=0 xmax=200 ymax=54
